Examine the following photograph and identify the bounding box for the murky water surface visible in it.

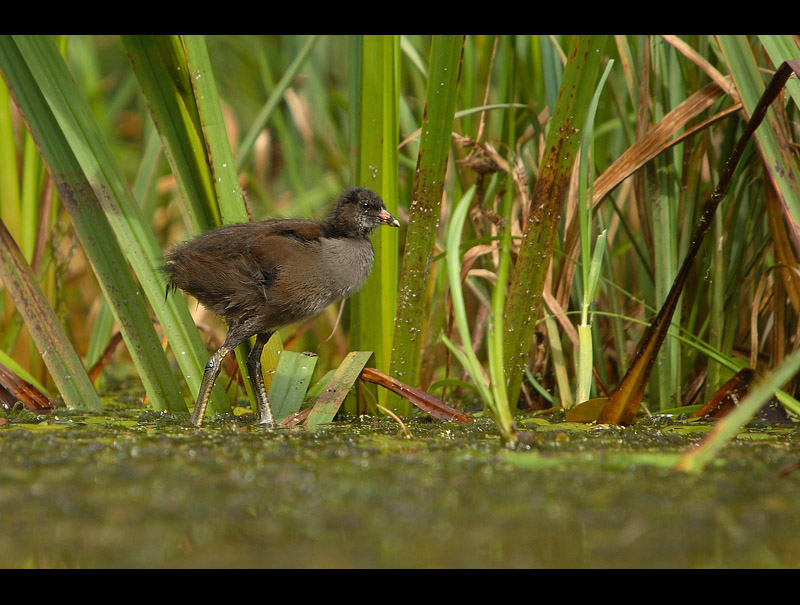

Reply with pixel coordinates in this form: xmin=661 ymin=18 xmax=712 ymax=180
xmin=1 ymin=403 xmax=798 ymax=568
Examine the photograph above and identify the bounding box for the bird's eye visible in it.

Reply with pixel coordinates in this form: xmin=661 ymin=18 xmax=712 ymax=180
xmin=361 ymin=202 xmax=370 ymax=209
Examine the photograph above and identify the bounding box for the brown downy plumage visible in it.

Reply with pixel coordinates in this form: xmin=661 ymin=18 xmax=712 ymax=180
xmin=163 ymin=187 xmax=399 ymax=427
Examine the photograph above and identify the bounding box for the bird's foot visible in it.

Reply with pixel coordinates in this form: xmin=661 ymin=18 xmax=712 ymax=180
xmin=256 ymin=418 xmax=276 ymax=429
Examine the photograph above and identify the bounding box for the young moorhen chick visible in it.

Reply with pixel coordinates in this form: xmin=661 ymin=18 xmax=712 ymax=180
xmin=163 ymin=187 xmax=399 ymax=427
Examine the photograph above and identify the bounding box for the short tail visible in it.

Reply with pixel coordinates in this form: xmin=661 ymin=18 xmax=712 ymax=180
xmin=161 ymin=261 xmax=178 ymax=302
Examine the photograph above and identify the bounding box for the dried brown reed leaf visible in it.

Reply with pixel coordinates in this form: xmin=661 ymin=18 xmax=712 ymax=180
xmin=749 ymin=261 xmax=800 ymax=368
xmin=359 ymin=366 xmax=472 ymax=424
xmin=553 ymin=75 xmax=742 ymax=366
xmin=766 ymin=182 xmax=800 ymax=313
xmin=542 ymin=287 xmax=579 ymax=349
xmin=560 ymin=78 xmax=741 ymax=278
xmin=750 ymin=271 xmax=774 ymax=369
xmin=592 ymin=79 xmax=738 ymax=209
xmin=87 ymin=331 xmax=124 ymax=382
xmin=476 ymin=35 xmax=500 ymax=143
xmin=459 ymin=144 xmax=502 ymax=175
xmin=690 ymin=368 xmax=756 ymax=419
xmin=467 ymin=268 xmax=497 ymax=283
xmin=0 ymin=362 xmax=57 ymax=412
xmin=661 ymin=35 xmax=741 ymax=104
xmin=284 ymin=87 xmax=315 ymax=161
xmin=460 ymin=244 xmax=495 ymax=282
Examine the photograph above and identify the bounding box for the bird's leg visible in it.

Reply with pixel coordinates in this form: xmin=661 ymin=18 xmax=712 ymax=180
xmin=190 ymin=345 xmax=230 ymax=427
xmin=247 ymin=331 xmax=275 ymax=427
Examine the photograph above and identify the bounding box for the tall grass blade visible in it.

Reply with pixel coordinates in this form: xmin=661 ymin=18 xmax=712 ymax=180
xmin=351 ymin=35 xmax=400 ymax=407
xmin=390 ymin=35 xmax=463 ymax=403
xmin=268 ymin=350 xmax=317 ymax=423
xmin=444 ymin=185 xmax=517 ymax=444
xmin=235 ymin=35 xmax=320 ymax=173
xmin=1 ymin=67 xmax=48 ymax=380
xmin=4 ymin=34 xmax=232 ymax=413
xmin=576 ymin=59 xmax=613 ymax=404
xmin=306 ymin=351 xmax=372 ymax=430
xmin=485 ymin=36 xmax=519 ymax=439
xmin=125 ymin=35 xmax=240 ymax=414
xmin=0 ymin=217 xmax=101 ymax=411
xmin=0 ymin=79 xmax=21 ymax=244
xmin=0 ymin=35 xmax=188 ymax=412
xmin=122 ymin=35 xmax=219 ymax=232
xmin=183 ymin=35 xmax=249 ymax=225
xmin=503 ymin=35 xmax=608 ymax=406
xmin=650 ymin=40 xmax=683 ymax=410
xmin=719 ymin=36 xmax=800 ymax=245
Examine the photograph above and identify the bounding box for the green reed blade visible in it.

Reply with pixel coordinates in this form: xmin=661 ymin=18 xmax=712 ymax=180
xmin=269 ymin=350 xmax=318 ymax=423
xmin=235 ymin=35 xmax=320 ymax=173
xmin=443 ymin=186 xmax=486 ymax=403
xmin=719 ymin=36 xmax=800 ymax=245
xmin=183 ymin=38 xmax=268 ymax=407
xmin=390 ymin=34 xmax=464 ymax=402
xmin=443 ymin=184 xmax=517 ymax=443
xmin=4 ymin=34 xmax=222 ymax=413
xmin=0 ymin=78 xmax=21 ymax=242
xmin=0 ymin=35 xmax=187 ymax=412
xmin=576 ymin=59 xmax=613 ymax=404
xmin=306 ymin=351 xmax=372 ymax=430
xmin=598 ymin=57 xmax=800 ymax=424
xmin=122 ymin=35 xmax=219 ymax=232
xmin=183 ymin=35 xmax=249 ymax=225
xmin=0 ymin=216 xmax=101 ymax=411
xmin=486 ymin=36 xmax=519 ymax=440
xmin=351 ymin=35 xmax=400 ymax=408
xmin=503 ymin=35 xmax=608 ymax=406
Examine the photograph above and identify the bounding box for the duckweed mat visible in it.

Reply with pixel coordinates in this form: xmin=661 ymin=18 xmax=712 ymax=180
xmin=1 ymin=405 xmax=799 ymax=568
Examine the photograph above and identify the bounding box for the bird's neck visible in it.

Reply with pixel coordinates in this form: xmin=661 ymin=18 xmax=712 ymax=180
xmin=323 ymin=216 xmax=370 ymax=240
